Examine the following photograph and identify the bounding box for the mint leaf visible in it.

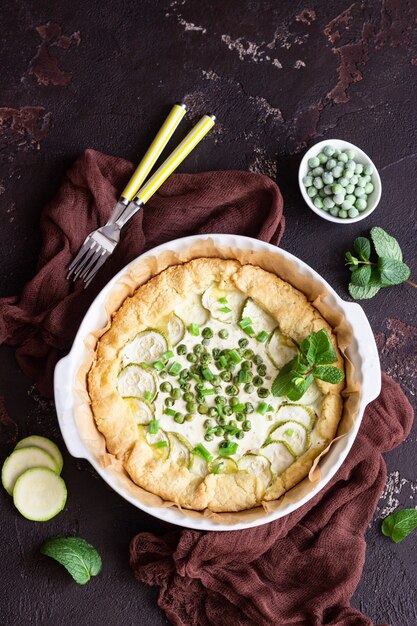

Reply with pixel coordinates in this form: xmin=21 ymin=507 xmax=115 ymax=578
xmin=41 ymin=536 xmax=102 ymax=585
xmin=381 ymin=509 xmax=417 ymax=543
xmin=271 ymin=358 xmax=298 ymax=397
xmin=377 ymin=257 xmax=411 ymax=286
xmin=312 ymin=329 xmax=337 ymax=365
xmin=287 ymin=374 xmax=313 ymax=401
xmin=371 ymin=227 xmax=403 ymax=261
xmin=349 ymin=282 xmax=381 ymax=300
xmin=353 ymin=237 xmax=371 ymax=261
xmin=345 ymin=251 xmax=359 ymax=270
xmin=313 ymin=365 xmax=345 ymax=384
xmin=350 ymin=264 xmax=372 ymax=287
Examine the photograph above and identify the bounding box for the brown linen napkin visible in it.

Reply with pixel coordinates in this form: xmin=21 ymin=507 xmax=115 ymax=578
xmin=0 ymin=149 xmax=284 ymax=396
xmin=130 ymin=373 xmax=413 ymax=626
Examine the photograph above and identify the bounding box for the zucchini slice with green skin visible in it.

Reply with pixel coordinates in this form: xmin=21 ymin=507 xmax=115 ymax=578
xmin=2 ymin=446 xmax=59 ymax=495
xmin=189 ymin=453 xmax=209 ymax=477
xmin=240 ymin=298 xmax=277 ymax=335
xmin=117 ymin=364 xmax=158 ymax=400
xmin=296 ymin=381 xmax=322 ymax=405
xmin=126 ymin=398 xmax=155 ymax=425
xmin=266 ymin=327 xmax=298 ymax=369
xmin=145 ymin=428 xmax=170 ymax=460
xmin=208 ymin=457 xmax=238 ymax=474
xmin=237 ymin=453 xmax=272 ymax=485
xmin=164 ymin=314 xmax=185 ymax=346
xmin=201 ymin=285 xmax=245 ymax=323
xmin=167 ymin=433 xmax=192 ymax=469
xmin=175 ymin=293 xmax=209 ymax=326
xmin=275 ymin=404 xmax=316 ymax=430
xmin=122 ymin=330 xmax=168 ymax=366
xmin=13 ymin=467 xmax=67 ymax=522
xmin=268 ymin=421 xmax=310 ymax=456
xmin=261 ymin=441 xmax=295 ymax=475
xmin=15 ymin=435 xmax=63 ymax=473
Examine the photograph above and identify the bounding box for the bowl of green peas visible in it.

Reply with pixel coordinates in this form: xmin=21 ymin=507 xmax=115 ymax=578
xmin=299 ymin=139 xmax=381 ymax=223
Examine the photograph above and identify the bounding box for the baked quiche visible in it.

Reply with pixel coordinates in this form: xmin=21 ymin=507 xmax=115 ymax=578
xmin=88 ymin=258 xmax=345 ymax=512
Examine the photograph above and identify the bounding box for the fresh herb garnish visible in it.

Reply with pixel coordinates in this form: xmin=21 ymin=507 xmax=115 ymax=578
xmin=40 ymin=536 xmax=102 ymax=585
xmin=271 ymin=329 xmax=344 ymax=401
xmin=381 ymin=509 xmax=417 ymax=543
xmin=345 ymin=227 xmax=416 ymax=300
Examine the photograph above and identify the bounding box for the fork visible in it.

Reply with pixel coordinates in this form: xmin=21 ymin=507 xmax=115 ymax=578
xmin=67 ymin=103 xmax=187 ymax=286
xmin=67 ymin=111 xmax=215 ymax=287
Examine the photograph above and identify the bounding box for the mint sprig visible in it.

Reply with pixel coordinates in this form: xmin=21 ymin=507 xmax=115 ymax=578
xmin=272 ymin=329 xmax=344 ymax=401
xmin=381 ymin=509 xmax=417 ymax=543
xmin=346 ymin=227 xmax=416 ymax=300
xmin=40 ymin=536 xmax=102 ymax=585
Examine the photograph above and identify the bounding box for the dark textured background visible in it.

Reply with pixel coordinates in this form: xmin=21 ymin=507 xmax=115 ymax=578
xmin=1 ymin=1 xmax=416 ymax=624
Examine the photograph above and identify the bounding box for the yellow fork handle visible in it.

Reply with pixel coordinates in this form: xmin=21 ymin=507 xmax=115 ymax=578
xmin=121 ymin=103 xmax=187 ymax=202
xmin=135 ymin=114 xmax=216 ymax=205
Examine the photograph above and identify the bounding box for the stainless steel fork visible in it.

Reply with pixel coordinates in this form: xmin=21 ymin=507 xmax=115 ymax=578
xmin=67 ymin=111 xmax=215 ymax=288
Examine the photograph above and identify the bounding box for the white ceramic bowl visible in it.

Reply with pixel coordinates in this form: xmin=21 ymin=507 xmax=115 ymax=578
xmin=298 ymin=139 xmax=382 ymax=224
xmin=54 ymin=234 xmax=381 ymax=531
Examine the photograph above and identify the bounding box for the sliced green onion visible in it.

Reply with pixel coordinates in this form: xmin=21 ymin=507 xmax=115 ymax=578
xmin=154 ymin=441 xmax=168 ymax=449
xmin=228 ymin=349 xmax=241 ymax=363
xmin=257 ymin=402 xmax=269 ymax=415
xmin=219 ymin=356 xmax=228 ymax=368
xmin=148 ymin=419 xmax=159 ymax=434
xmin=216 ymin=402 xmax=224 ymax=417
xmin=232 ymin=403 xmax=245 ymax=413
xmin=153 ymin=360 xmax=165 ymax=371
xmin=218 ymin=442 xmax=238 ymax=457
xmin=223 ymin=424 xmax=239 ymax=435
xmin=202 ymin=367 xmax=214 ymax=381
xmin=201 ymin=388 xmax=215 ymax=396
xmin=144 ymin=391 xmax=154 ymax=402
xmin=164 ymin=408 xmax=177 ymax=417
xmin=285 ymin=429 xmax=295 ymax=437
xmin=219 ymin=306 xmax=232 ymax=313
xmin=238 ymin=317 xmax=253 ymax=329
xmin=189 ymin=323 xmax=200 ymax=336
xmin=256 ymin=330 xmax=269 ymax=343
xmin=168 ymin=361 xmax=182 ymax=375
xmin=139 ymin=361 xmax=151 ymax=370
xmin=189 ymin=372 xmax=202 ymax=383
xmin=219 ymin=296 xmax=228 ymax=304
xmin=267 ymin=404 xmax=274 ymax=412
xmin=162 ymin=350 xmax=174 ymax=360
xmin=212 ymin=461 xmax=224 ymax=474
xmin=244 ymin=326 xmax=256 ymax=337
xmin=193 ymin=443 xmax=213 ymax=463
xmin=237 ymin=369 xmax=250 ymax=384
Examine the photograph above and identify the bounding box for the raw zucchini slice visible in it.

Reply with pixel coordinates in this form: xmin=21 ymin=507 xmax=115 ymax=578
xmin=145 ymin=428 xmax=170 ymax=460
xmin=201 ymin=285 xmax=245 ymax=323
xmin=240 ymin=298 xmax=277 ymax=335
xmin=297 ymin=382 xmax=322 ymax=405
xmin=189 ymin=452 xmax=209 ymax=477
xmin=269 ymin=421 xmax=310 ymax=456
xmin=117 ymin=364 xmax=157 ymax=400
xmin=261 ymin=441 xmax=295 ymax=475
xmin=13 ymin=467 xmax=67 ymax=521
xmin=275 ymin=404 xmax=316 ymax=430
xmin=164 ymin=314 xmax=185 ymax=346
xmin=2 ymin=446 xmax=59 ymax=495
xmin=237 ymin=453 xmax=272 ymax=485
xmin=126 ymin=398 xmax=155 ymax=425
xmin=175 ymin=293 xmax=209 ymax=326
xmin=15 ymin=436 xmax=63 ymax=473
xmin=167 ymin=433 xmax=192 ymax=468
xmin=209 ymin=457 xmax=238 ymax=474
xmin=267 ymin=328 xmax=298 ymax=369
xmin=122 ymin=330 xmax=168 ymax=366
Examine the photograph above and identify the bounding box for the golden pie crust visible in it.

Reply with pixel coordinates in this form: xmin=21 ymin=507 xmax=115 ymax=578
xmin=87 ymin=258 xmax=344 ymax=512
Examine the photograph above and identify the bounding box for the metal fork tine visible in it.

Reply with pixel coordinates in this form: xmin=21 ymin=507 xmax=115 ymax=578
xmin=67 ymin=239 xmax=94 ymax=279
xmin=76 ymin=244 xmax=102 ymax=280
xmin=83 ymin=250 xmax=110 ymax=288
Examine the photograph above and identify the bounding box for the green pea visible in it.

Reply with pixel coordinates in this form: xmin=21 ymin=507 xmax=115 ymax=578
xmin=364 ymin=182 xmax=374 ymax=194
xmin=229 ymin=397 xmax=239 ymax=406
xmin=214 ymin=427 xmax=224 ymax=436
xmin=236 ymin=412 xmax=245 ymax=422
xmin=331 ymin=183 xmax=343 ymax=195
xmin=180 ymin=381 xmax=191 ymax=391
xmin=160 ymin=381 xmax=172 ymax=393
xmin=345 ymin=184 xmax=355 ymax=194
xmin=323 ymin=145 xmax=335 ymax=157
xmin=219 ymin=329 xmax=229 ymax=339
xmin=212 ymin=348 xmax=221 ymax=359
xmin=337 ymin=152 xmax=348 ymax=163
xmin=253 ymin=355 xmax=263 ymax=366
xmin=190 ymin=364 xmax=200 ymax=374
xmin=193 ymin=344 xmax=203 ymax=355
xmin=343 ymin=168 xmax=354 ymax=180
xmin=171 ymin=388 xmax=181 ymax=399
xmin=364 ymin=164 xmax=373 ymax=175
xmin=333 ymin=148 xmax=341 ymax=157
xmin=313 ymin=177 xmax=323 ymax=189
xmin=177 ymin=344 xmax=187 ymax=355
xmin=322 ymin=197 xmax=334 ymax=211
xmin=355 ymin=198 xmax=367 ymax=211
xmin=363 ymin=174 xmax=371 ymax=183
xmin=220 ymin=370 xmax=232 ymax=382
xmin=308 ymin=156 xmax=320 ymax=168
xmin=202 ymin=338 xmax=210 ymax=346
xmin=185 ymin=413 xmax=194 ymax=421
xmin=302 ymin=175 xmax=313 ymax=187
xmin=350 ymin=175 xmax=359 ymax=186
xmin=198 ymin=405 xmax=208 ymax=414
xmin=346 ymin=149 xmax=355 ymax=160
xmin=204 ymin=418 xmax=215 ymax=429
xmin=225 ymin=384 xmax=238 ymax=396
xmin=253 ymin=376 xmax=263 ymax=387
xmin=326 ymin=158 xmax=337 ymax=170
xmin=245 ymin=402 xmax=254 ymax=413
xmin=341 ymin=200 xmax=352 ymax=211
xmin=244 ymin=383 xmax=254 ymax=393
xmin=322 ymin=172 xmax=333 ymax=185
xmin=257 ymin=364 xmax=267 ymax=376
xmin=338 ymin=209 xmax=348 ymax=218
xmin=243 ymin=348 xmax=254 ymax=359
xmin=339 ymin=177 xmax=349 ymax=187
xmin=257 ymin=387 xmax=269 ymax=398
xmin=242 ymin=420 xmax=252 ymax=432
xmin=355 ymin=163 xmax=363 ymax=175
xmin=313 ymin=196 xmax=323 ymax=209
xmin=354 ymin=187 xmax=365 ymax=197
xmin=187 ymin=353 xmax=197 ymax=363
xmin=307 ymin=186 xmax=317 ymax=198
xmin=174 ymin=413 xmax=184 ymax=424
xmin=186 ymin=401 xmax=197 ymax=413
xmin=182 ymin=392 xmax=193 ymax=403
xmin=165 ymin=397 xmax=175 ymax=407
xmin=329 ymin=206 xmax=339 ymax=217
xmin=237 ymin=338 xmax=248 ymax=350
xmin=323 ymin=184 xmax=333 ymax=196
xmin=318 ymin=152 xmax=328 ymax=164
xmin=312 ymin=166 xmax=324 ymax=176
xmin=333 ymin=193 xmax=345 ymax=206
xmin=318 ymin=189 xmax=326 ymax=198
xmin=357 ymin=177 xmax=366 ymax=188
xmin=348 ymin=207 xmax=360 ymax=218
xmin=202 ymin=327 xmax=213 ymax=338
xmin=204 ymin=433 xmax=214 ymax=442
xmin=208 ymin=407 xmax=218 ymax=417
xmin=223 ymin=406 xmax=232 ymax=416
xmin=345 ymin=194 xmax=355 ymax=204
xmin=236 ymin=431 xmax=245 ymax=440
xmin=332 ymin=166 xmax=343 ymax=178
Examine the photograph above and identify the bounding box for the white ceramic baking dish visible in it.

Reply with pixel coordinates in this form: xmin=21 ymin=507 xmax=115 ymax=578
xmin=54 ymin=234 xmax=381 ymax=531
